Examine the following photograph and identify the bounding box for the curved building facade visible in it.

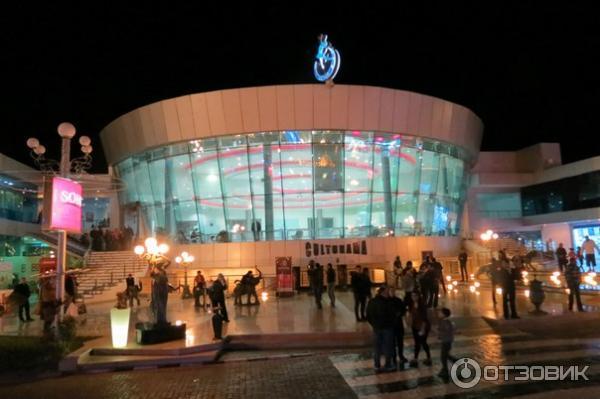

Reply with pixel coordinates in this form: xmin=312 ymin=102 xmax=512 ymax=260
xmin=101 ymin=85 xmax=483 ymax=246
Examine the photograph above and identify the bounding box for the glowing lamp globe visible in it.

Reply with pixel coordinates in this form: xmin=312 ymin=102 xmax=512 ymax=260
xmin=492 ymin=233 xmax=499 ymax=239
xmin=26 ymin=138 xmax=39 ymax=149
xmin=175 ymin=256 xmax=182 ymax=264
xmin=486 ymin=229 xmax=493 ymax=236
xmin=57 ymin=122 xmax=76 ymax=138
xmin=79 ymin=135 xmax=91 ymax=146
xmin=134 ymin=245 xmax=145 ymax=255
xmin=188 ymin=255 xmax=195 ymax=262
xmin=181 ymin=251 xmax=189 ymax=258
xmin=145 ymin=237 xmax=157 ymax=249
xmin=158 ymin=243 xmax=169 ymax=254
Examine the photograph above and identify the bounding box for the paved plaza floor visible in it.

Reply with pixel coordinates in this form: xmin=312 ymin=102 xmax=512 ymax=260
xmin=2 ymin=282 xmax=600 ymax=398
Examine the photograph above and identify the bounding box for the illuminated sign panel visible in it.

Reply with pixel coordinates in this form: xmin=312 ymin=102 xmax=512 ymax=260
xmin=43 ymin=177 xmax=82 ymax=233
xmin=313 ymin=34 xmax=340 ymax=82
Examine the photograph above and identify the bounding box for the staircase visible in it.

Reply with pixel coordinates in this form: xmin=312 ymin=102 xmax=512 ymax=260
xmin=78 ymin=251 xmax=148 ymax=302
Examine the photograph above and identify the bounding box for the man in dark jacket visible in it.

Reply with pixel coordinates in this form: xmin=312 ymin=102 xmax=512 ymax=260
xmin=565 ymin=259 xmax=584 ymax=312
xmin=490 ymin=258 xmax=503 ymax=306
xmin=499 ymin=264 xmax=519 ymax=320
xmin=429 ymin=258 xmax=444 ymax=308
xmin=366 ymin=286 xmax=395 ymax=372
xmin=351 ymin=265 xmax=367 ymax=321
xmin=308 ymin=263 xmax=324 ymax=309
xmin=209 ymin=274 xmax=229 ymax=322
xmin=458 ymin=250 xmax=468 ymax=282
xmin=388 ymin=287 xmax=407 ymax=368
xmin=556 ymin=243 xmax=568 ymax=273
xmin=326 ymin=263 xmax=336 ymax=307
xmin=14 ymin=277 xmax=33 ymax=322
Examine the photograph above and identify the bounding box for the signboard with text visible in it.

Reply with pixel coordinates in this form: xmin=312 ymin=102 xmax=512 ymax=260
xmin=276 ymin=257 xmax=293 ymax=296
xmin=42 ymin=177 xmax=82 ymax=233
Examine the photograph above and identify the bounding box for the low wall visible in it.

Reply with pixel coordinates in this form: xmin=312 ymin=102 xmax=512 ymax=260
xmin=168 ymin=236 xmax=462 ymax=277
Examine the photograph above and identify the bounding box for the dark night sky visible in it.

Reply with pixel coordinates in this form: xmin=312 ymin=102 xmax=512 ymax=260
xmin=2 ymin=2 xmax=600 ymax=173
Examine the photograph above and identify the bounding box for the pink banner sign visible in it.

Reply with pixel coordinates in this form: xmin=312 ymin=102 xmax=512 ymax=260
xmin=48 ymin=177 xmax=82 ymax=233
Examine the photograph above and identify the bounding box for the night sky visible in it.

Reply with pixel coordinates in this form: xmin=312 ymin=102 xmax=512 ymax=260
xmin=3 ymin=3 xmax=600 ymax=173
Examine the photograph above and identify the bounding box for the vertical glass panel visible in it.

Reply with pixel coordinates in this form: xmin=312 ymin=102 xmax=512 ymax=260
xmin=173 ymin=200 xmax=200 ymax=243
xmin=132 ymin=156 xmax=153 ymax=204
xmin=190 ymin=149 xmax=225 ymax=241
xmin=197 ymin=198 xmax=227 ymax=242
xmin=416 ymin=149 xmax=440 ymax=235
xmin=395 ymin=146 xmax=418 ymax=235
xmin=283 ymin=193 xmax=312 ymax=239
xmin=279 ymin=138 xmax=313 ymax=239
xmin=314 ymin=192 xmax=343 ymax=238
xmin=344 ymin=193 xmax=371 ymax=237
xmin=344 ymin=132 xmax=373 ymax=234
xmin=170 ymin=154 xmax=195 ymax=202
xmin=247 ymin=135 xmax=284 ymax=240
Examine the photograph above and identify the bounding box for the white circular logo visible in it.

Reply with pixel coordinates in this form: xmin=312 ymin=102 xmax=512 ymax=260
xmin=450 ymin=357 xmax=482 ymax=389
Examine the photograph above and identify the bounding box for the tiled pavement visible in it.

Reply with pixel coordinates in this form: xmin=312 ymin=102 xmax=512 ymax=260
xmin=3 ymin=284 xmax=600 ymax=398
xmin=0 ymin=355 xmax=356 ymax=399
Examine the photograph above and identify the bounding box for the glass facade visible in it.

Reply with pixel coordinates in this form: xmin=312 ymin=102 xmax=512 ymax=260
xmin=0 ymin=174 xmax=39 ymax=223
xmin=476 ymin=193 xmax=522 ymax=218
xmin=521 ymin=170 xmax=600 ymax=216
xmin=115 ymin=131 xmax=471 ymax=243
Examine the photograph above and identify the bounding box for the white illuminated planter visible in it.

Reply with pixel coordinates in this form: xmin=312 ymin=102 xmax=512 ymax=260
xmin=110 ymin=308 xmax=131 ymax=348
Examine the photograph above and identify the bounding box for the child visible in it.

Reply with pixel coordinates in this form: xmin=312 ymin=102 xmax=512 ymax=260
xmin=438 ymin=307 xmax=457 ymax=378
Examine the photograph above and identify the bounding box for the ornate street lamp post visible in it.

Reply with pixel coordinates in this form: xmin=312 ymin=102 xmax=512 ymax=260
xmin=134 ymin=238 xmax=170 ymax=324
xmin=175 ymin=252 xmax=194 ymax=299
xmin=26 ymin=123 xmax=93 ymax=321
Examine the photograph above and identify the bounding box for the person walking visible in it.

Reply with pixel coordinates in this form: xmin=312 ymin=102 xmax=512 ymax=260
xmin=193 ymin=270 xmax=207 ymax=308
xmin=14 ymin=277 xmax=33 ymax=322
xmin=499 ymin=263 xmax=519 ymax=320
xmin=326 ymin=263 xmax=336 ymax=307
xmin=388 ymin=287 xmax=407 ymax=368
xmin=366 ymin=286 xmax=395 ymax=373
xmin=564 ymin=259 xmax=584 ymax=312
xmin=64 ymin=273 xmax=78 ymax=314
xmin=251 ymin=219 xmax=262 ymax=241
xmin=393 ymin=256 xmax=402 ymax=288
xmin=408 ymin=291 xmax=432 ymax=367
xmin=362 ymin=267 xmax=373 ymax=301
xmin=419 ymin=264 xmax=435 ymax=308
xmin=209 ymin=274 xmax=229 ymax=322
xmin=401 ymin=261 xmax=417 ymax=307
xmin=458 ymin=250 xmax=468 ymax=282
xmin=308 ymin=263 xmax=324 ymax=309
xmin=351 ymin=266 xmax=367 ymax=321
xmin=576 ymin=246 xmax=585 ymax=268
xmin=429 ymin=257 xmax=444 ymax=308
xmin=556 ymin=243 xmax=568 ymax=273
xmin=126 ymin=274 xmax=141 ymax=307
xmin=490 ymin=257 xmax=503 ymax=306
xmin=39 ymin=276 xmax=57 ymax=334
xmin=582 ymin=236 xmax=598 ymax=271
xmin=437 ymin=307 xmax=457 ymax=378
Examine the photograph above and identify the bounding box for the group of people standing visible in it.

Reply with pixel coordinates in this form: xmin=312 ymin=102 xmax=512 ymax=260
xmin=82 ymin=225 xmax=134 ymax=252
xmin=392 ymin=256 xmax=446 ymax=309
xmin=555 ymin=236 xmax=598 ymax=272
xmin=365 ymin=285 xmax=456 ymax=376
xmin=307 ymin=261 xmax=338 ymax=309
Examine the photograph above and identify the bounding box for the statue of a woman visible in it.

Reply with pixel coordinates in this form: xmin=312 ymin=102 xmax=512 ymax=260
xmin=150 ymin=258 xmax=170 ymax=324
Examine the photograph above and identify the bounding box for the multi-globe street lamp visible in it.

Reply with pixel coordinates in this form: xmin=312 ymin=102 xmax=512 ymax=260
xmin=26 ymin=122 xmax=93 ymax=315
xmin=175 ymin=251 xmax=195 ymax=299
xmin=134 ymin=238 xmax=171 ymax=324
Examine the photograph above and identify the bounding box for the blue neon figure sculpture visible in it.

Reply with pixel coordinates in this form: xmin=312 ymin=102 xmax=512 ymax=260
xmin=313 ymin=34 xmax=340 ymax=82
